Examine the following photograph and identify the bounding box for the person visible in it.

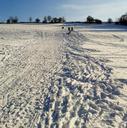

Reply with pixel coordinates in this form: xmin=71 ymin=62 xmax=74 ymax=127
xmin=71 ymin=27 xmax=74 ymax=31
xmin=68 ymin=27 xmax=71 ymax=31
xmin=67 ymin=27 xmax=71 ymax=35
xmin=67 ymin=27 xmax=74 ymax=35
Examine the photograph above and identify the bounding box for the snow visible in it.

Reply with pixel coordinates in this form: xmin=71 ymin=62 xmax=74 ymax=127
xmin=80 ymin=31 xmax=127 ymax=80
xmin=0 ymin=24 xmax=127 ymax=128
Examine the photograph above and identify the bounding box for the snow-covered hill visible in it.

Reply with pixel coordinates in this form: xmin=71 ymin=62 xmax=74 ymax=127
xmin=0 ymin=24 xmax=127 ymax=128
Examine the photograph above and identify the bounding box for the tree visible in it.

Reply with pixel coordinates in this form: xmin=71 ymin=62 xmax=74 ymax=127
xmin=62 ymin=17 xmax=66 ymax=23
xmin=53 ymin=17 xmax=59 ymax=23
xmin=58 ymin=17 xmax=65 ymax=23
xmin=29 ymin=17 xmax=32 ymax=23
xmin=107 ymin=18 xmax=113 ymax=23
xmin=9 ymin=16 xmax=13 ymax=23
xmin=43 ymin=16 xmax=66 ymax=24
xmin=6 ymin=16 xmax=18 ymax=24
xmin=6 ymin=19 xmax=11 ymax=24
xmin=43 ymin=16 xmax=48 ymax=23
xmin=119 ymin=15 xmax=127 ymax=25
xmin=13 ymin=16 xmax=18 ymax=23
xmin=94 ymin=19 xmax=102 ymax=24
xmin=116 ymin=13 xmax=127 ymax=25
xmin=119 ymin=13 xmax=127 ymax=25
xmin=86 ymin=16 xmax=94 ymax=23
xmin=35 ymin=18 xmax=40 ymax=23
xmin=47 ymin=16 xmax=52 ymax=23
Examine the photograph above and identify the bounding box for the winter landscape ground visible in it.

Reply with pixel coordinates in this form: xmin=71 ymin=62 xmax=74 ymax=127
xmin=0 ymin=23 xmax=127 ymax=128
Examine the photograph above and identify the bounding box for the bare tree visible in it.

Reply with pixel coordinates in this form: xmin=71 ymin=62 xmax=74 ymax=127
xmin=29 ymin=17 xmax=32 ymax=23
xmin=53 ymin=17 xmax=58 ymax=23
xmin=43 ymin=16 xmax=48 ymax=23
xmin=6 ymin=16 xmax=18 ymax=24
xmin=58 ymin=17 xmax=65 ymax=23
xmin=9 ymin=16 xmax=13 ymax=23
xmin=43 ymin=16 xmax=66 ymax=24
xmin=13 ymin=16 xmax=18 ymax=23
xmin=47 ymin=16 xmax=52 ymax=23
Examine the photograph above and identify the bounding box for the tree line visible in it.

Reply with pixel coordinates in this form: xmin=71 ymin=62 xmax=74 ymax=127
xmin=6 ymin=16 xmax=18 ymax=24
xmin=5 ymin=15 xmax=112 ymax=24
xmin=3 ymin=13 xmax=127 ymax=25
xmin=85 ymin=13 xmax=127 ymax=25
xmin=85 ymin=16 xmax=113 ymax=24
xmin=117 ymin=13 xmax=127 ymax=25
xmin=6 ymin=16 xmax=65 ymax=24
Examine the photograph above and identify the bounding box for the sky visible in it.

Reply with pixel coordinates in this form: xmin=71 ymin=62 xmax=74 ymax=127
xmin=0 ymin=0 xmax=127 ymax=22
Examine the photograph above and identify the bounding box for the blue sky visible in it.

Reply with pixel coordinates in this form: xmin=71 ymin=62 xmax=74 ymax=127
xmin=0 ymin=0 xmax=127 ymax=21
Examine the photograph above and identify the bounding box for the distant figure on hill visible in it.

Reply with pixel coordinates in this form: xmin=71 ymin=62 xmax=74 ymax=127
xmin=71 ymin=27 xmax=74 ymax=31
xmin=67 ymin=27 xmax=74 ymax=35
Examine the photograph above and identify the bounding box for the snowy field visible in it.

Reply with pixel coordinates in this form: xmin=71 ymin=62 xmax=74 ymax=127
xmin=0 ymin=24 xmax=127 ymax=128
